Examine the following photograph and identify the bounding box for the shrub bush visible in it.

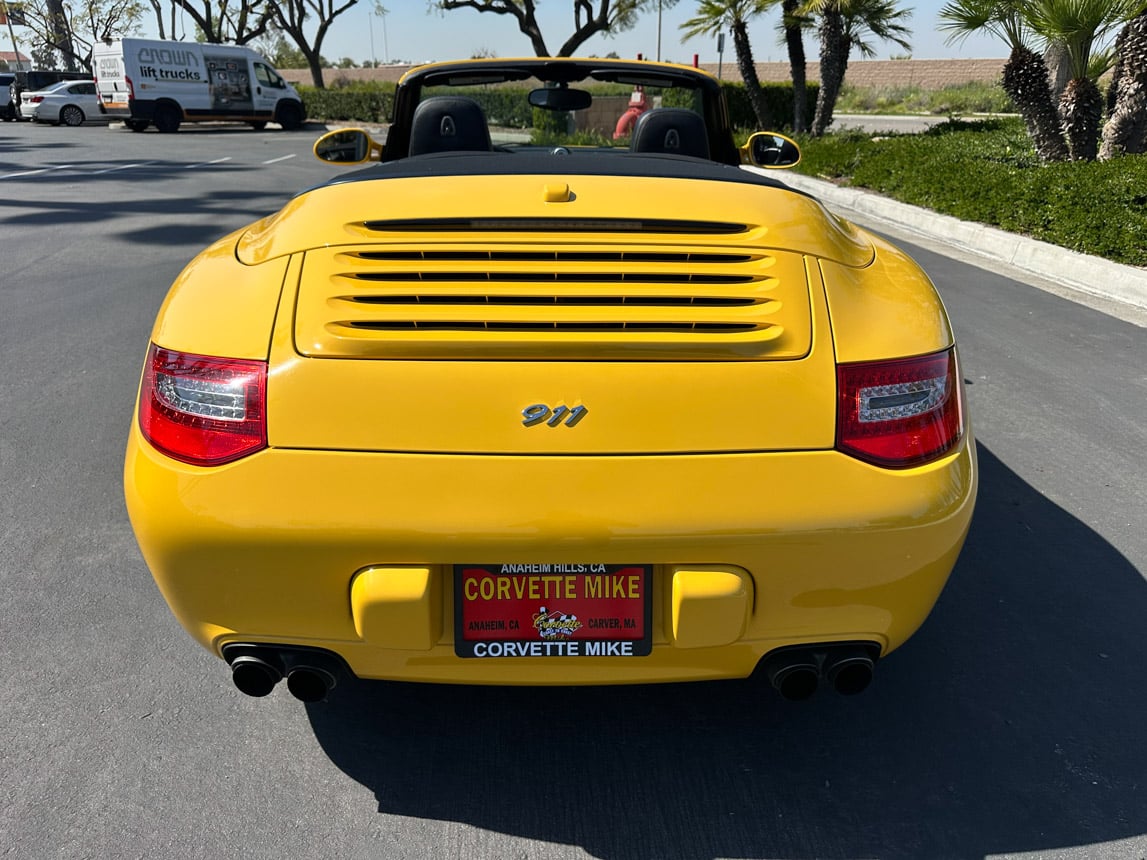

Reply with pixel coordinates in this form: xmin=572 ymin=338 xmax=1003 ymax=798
xmin=299 ymin=82 xmax=393 ymax=123
xmin=795 ymin=117 xmax=1147 ymax=266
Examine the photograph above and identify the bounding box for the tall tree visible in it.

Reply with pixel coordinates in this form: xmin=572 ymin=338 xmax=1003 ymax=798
xmin=680 ymin=0 xmax=775 ymax=128
xmin=19 ymin=0 xmax=145 ymax=71
xmin=1025 ymin=0 xmax=1140 ymax=160
xmin=168 ymin=0 xmax=275 ymax=44
xmin=271 ymin=0 xmax=359 ymax=86
xmin=1101 ymin=9 xmax=1147 ymax=158
xmin=802 ymin=0 xmax=911 ymax=135
xmin=939 ymin=0 xmax=1069 ymax=161
xmin=781 ymin=0 xmax=808 ymax=132
xmin=436 ymin=0 xmax=674 ymax=57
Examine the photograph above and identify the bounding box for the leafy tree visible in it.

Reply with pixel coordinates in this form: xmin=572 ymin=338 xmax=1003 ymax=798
xmin=167 ymin=0 xmax=274 ymax=45
xmin=271 ymin=0 xmax=360 ymax=86
xmin=19 ymin=0 xmax=146 ymax=71
xmin=435 ymin=0 xmax=676 ymax=57
xmin=680 ymin=0 xmax=775 ymax=128
xmin=1101 ymin=9 xmax=1147 ymax=157
xmin=939 ymin=0 xmax=1069 ymax=161
xmin=801 ymin=0 xmax=911 ymax=135
xmin=1025 ymin=0 xmax=1140 ymax=160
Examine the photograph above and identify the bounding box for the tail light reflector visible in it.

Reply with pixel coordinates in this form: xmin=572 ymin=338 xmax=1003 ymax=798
xmin=139 ymin=344 xmax=267 ymax=466
xmin=837 ymin=348 xmax=964 ymax=469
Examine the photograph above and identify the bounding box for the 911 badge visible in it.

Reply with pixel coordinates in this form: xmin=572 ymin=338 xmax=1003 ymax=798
xmin=522 ymin=403 xmax=588 ymax=427
xmin=453 ymin=564 xmax=652 ymax=658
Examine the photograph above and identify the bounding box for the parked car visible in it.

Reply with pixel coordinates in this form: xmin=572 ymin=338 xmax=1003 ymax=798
xmin=9 ymin=69 xmax=92 ymax=119
xmin=124 ymin=57 xmax=977 ymax=706
xmin=22 ymin=79 xmax=104 ymax=126
xmin=1 ymin=73 xmax=16 ymax=120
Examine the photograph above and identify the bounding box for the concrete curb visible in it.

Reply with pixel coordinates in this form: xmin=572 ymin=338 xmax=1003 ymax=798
xmin=781 ymin=172 xmax=1147 ymax=313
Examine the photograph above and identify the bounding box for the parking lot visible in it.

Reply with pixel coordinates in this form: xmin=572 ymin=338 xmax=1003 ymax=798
xmin=2 ymin=122 xmax=1146 ymax=860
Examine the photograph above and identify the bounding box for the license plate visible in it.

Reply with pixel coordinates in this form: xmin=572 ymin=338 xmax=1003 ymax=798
xmin=454 ymin=564 xmax=652 ymax=658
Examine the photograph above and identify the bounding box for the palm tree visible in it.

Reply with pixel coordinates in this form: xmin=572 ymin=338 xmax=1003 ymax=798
xmin=1100 ymin=10 xmax=1147 ymax=158
xmin=781 ymin=0 xmax=810 ymax=132
xmin=939 ymin=0 xmax=1070 ymax=162
xmin=801 ymin=0 xmax=912 ymax=136
xmin=1025 ymin=0 xmax=1141 ymax=160
xmin=681 ymin=0 xmax=776 ymax=128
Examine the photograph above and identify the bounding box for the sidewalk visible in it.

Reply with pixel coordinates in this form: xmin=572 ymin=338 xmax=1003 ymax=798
xmin=782 ymin=171 xmax=1147 ymax=319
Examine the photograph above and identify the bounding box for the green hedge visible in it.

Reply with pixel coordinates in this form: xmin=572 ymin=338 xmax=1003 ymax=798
xmin=299 ymin=79 xmax=818 ymax=132
xmin=299 ymin=83 xmax=393 ymax=123
xmin=720 ymin=80 xmax=819 ymax=132
xmin=795 ymin=117 xmax=1147 ymax=267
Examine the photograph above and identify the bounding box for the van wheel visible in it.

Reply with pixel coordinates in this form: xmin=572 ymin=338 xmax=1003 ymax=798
xmin=61 ymin=105 xmax=85 ymax=126
xmin=153 ymin=104 xmax=181 ymax=134
xmin=248 ymin=121 xmax=267 ymax=130
xmin=126 ymin=119 xmax=149 ymax=132
xmin=275 ymin=101 xmax=304 ymax=131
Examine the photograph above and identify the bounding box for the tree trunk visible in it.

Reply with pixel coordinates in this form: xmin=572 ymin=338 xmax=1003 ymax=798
xmin=1000 ymin=45 xmax=1069 ymax=162
xmin=1060 ymin=77 xmax=1102 ymax=160
xmin=1101 ymin=13 xmax=1147 ymax=159
xmin=810 ymin=9 xmax=848 ymax=137
xmin=783 ymin=0 xmax=807 ymax=134
xmin=732 ymin=18 xmax=771 ymax=128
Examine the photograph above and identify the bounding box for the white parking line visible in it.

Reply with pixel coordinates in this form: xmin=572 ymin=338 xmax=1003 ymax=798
xmin=1 ymin=164 xmax=76 ymax=179
xmin=185 ymin=157 xmax=233 ymax=169
xmin=262 ymin=154 xmax=297 ymax=165
xmin=91 ymin=161 xmax=157 ymax=175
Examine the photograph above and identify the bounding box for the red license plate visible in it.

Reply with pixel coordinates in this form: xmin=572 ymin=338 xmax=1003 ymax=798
xmin=454 ymin=564 xmax=652 ymax=658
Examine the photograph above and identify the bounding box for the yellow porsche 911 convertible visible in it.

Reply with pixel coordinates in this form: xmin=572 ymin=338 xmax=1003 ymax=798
xmin=124 ymin=57 xmax=976 ymax=704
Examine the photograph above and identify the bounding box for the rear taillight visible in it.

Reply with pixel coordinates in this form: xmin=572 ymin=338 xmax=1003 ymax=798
xmin=125 ymin=74 xmax=135 ymax=99
xmin=138 ymin=344 xmax=267 ymax=466
xmin=30 ymin=96 xmax=44 ymax=103
xmin=836 ymin=348 xmax=964 ymax=469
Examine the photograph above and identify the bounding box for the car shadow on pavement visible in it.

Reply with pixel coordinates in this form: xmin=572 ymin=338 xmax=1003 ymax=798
xmin=305 ymin=442 xmax=1147 ymax=860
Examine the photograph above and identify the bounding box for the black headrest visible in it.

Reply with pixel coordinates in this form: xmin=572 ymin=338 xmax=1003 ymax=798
xmin=408 ymin=96 xmax=492 ymax=156
xmin=630 ymin=108 xmax=711 ymax=160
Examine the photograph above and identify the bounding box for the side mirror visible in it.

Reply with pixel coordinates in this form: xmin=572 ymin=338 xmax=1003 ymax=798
xmin=313 ymin=128 xmax=382 ymax=164
xmin=742 ymin=131 xmax=801 ymax=169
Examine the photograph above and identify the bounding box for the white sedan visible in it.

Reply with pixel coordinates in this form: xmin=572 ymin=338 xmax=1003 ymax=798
xmin=22 ymin=80 xmax=105 ymax=126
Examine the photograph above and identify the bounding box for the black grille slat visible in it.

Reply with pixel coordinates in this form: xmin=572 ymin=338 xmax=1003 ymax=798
xmin=351 ymin=272 xmax=756 ymax=285
xmin=354 ymin=250 xmax=755 ymax=264
xmin=346 ymin=321 xmax=757 ymax=333
xmin=348 ymin=295 xmax=755 ymax=307
xmin=362 ymin=217 xmax=747 ymax=234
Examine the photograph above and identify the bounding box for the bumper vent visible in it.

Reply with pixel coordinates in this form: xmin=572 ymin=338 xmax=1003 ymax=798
xmin=294 ymin=241 xmax=813 ymax=361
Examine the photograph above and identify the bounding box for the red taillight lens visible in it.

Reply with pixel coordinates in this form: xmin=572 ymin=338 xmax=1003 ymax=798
xmin=138 ymin=344 xmax=267 ymax=466
xmin=125 ymin=74 xmax=134 ymax=99
xmin=837 ymin=348 xmax=964 ymax=469
xmin=31 ymin=96 xmax=45 ymax=103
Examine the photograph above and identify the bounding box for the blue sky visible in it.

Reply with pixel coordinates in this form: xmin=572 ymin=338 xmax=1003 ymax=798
xmin=321 ymin=1 xmax=1007 ymax=67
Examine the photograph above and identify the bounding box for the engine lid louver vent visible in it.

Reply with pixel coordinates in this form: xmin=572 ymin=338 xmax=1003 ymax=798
xmin=294 ymin=241 xmax=813 ymax=361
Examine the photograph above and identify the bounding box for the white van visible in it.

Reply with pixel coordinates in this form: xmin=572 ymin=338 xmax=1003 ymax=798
xmin=93 ymin=38 xmax=305 ymax=133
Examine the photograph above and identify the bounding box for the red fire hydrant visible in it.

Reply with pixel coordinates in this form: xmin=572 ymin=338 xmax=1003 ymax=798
xmin=613 ymin=89 xmax=648 ymax=140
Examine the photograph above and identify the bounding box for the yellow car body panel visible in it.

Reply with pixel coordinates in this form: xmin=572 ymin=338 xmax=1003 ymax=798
xmin=124 ymin=427 xmax=975 ymax=684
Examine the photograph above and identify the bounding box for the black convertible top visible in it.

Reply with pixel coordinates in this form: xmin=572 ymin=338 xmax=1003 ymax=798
xmin=321 ymin=151 xmax=802 ymax=195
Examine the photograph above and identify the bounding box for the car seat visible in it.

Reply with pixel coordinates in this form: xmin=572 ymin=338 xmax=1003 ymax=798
xmin=629 ymin=108 xmax=711 ymax=160
xmin=408 ymin=96 xmax=492 ymax=156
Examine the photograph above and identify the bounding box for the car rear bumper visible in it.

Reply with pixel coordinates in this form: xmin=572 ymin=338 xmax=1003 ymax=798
xmin=124 ymin=425 xmax=977 ymax=685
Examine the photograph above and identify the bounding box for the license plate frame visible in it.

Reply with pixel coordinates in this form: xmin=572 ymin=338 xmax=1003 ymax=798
xmin=453 ymin=564 xmax=652 ymax=658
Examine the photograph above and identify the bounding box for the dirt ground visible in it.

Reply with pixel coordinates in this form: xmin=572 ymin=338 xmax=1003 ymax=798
xmin=283 ymin=58 xmax=1007 ymax=90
